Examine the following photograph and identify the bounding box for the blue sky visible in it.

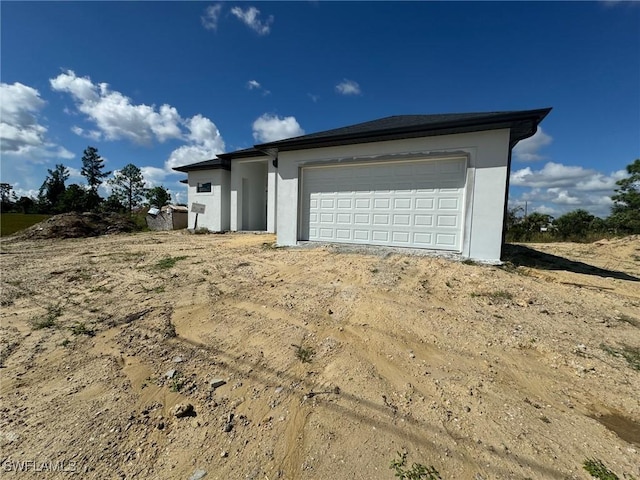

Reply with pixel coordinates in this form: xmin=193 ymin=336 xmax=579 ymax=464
xmin=1 ymin=1 xmax=638 ymax=217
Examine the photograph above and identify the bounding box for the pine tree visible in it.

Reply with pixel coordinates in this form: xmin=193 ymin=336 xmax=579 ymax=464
xmin=610 ymin=159 xmax=640 ymax=234
xmin=108 ymin=164 xmax=146 ymax=215
xmin=81 ymin=146 xmax=110 ymax=210
xmin=145 ymin=186 xmax=172 ymax=208
xmin=39 ymin=164 xmax=69 ymax=213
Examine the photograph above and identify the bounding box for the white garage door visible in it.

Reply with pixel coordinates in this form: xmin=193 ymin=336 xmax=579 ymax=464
xmin=300 ymin=157 xmax=467 ymax=251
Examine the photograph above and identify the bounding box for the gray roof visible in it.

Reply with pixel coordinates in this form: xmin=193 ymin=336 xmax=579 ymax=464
xmin=172 ymin=157 xmax=230 ymax=173
xmin=217 ymin=147 xmax=265 ymax=160
xmin=172 ymin=108 xmax=551 ymax=172
xmin=255 ymin=108 xmax=551 ymax=151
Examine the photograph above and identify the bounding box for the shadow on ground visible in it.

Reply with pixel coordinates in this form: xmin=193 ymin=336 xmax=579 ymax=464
xmin=502 ymin=244 xmax=639 ymax=282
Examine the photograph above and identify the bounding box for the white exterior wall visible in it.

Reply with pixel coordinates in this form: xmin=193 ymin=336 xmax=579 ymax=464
xmin=276 ymin=129 xmax=511 ymax=262
xmin=230 ymin=157 xmax=270 ymax=231
xmin=187 ymin=169 xmax=230 ymax=232
xmin=267 ymin=161 xmax=277 ymax=233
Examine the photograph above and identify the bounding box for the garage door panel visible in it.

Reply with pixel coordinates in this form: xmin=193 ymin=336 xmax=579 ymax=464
xmin=415 ymin=198 xmax=435 ymax=209
xmin=438 ymin=198 xmax=459 ymax=209
xmin=302 ymin=158 xmax=465 ymax=251
xmin=354 ymin=214 xmax=370 ymax=224
xmin=336 ymin=229 xmax=352 ymax=240
xmin=414 ymin=215 xmax=433 ymax=226
xmin=336 ymin=213 xmax=351 ymax=224
xmin=413 ymin=232 xmax=433 ymax=246
xmin=372 ymin=231 xmax=389 ymax=242
xmin=374 ymin=198 xmax=391 ymax=209
xmin=393 ymin=198 xmax=412 ymax=209
xmin=436 ymin=215 xmax=458 ymax=227
xmin=393 ymin=214 xmax=411 ymax=226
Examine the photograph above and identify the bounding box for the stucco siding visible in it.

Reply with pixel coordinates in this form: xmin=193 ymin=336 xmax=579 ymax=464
xmin=187 ymin=169 xmax=230 ymax=231
xmin=276 ymin=129 xmax=511 ymax=262
xmin=230 ymin=158 xmax=269 ymax=231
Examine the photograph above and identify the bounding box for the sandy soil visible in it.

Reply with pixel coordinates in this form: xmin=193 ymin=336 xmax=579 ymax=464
xmin=1 ymin=231 xmax=639 ymax=479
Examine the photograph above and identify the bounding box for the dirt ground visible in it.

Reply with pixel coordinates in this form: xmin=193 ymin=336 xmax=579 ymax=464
xmin=0 ymin=230 xmax=638 ymax=479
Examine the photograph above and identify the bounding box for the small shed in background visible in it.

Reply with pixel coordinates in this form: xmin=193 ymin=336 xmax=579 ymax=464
xmin=146 ymin=205 xmax=188 ymax=231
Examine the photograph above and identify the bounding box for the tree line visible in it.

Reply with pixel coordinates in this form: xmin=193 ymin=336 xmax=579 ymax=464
xmin=506 ymin=159 xmax=640 ymax=242
xmin=1 ymin=146 xmax=172 ymax=215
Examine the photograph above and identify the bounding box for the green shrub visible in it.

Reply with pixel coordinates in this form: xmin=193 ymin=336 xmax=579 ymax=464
xmin=153 ymin=255 xmax=188 ymax=270
xmin=292 ymin=343 xmax=314 ymax=363
xmin=583 ymin=458 xmax=619 ymax=480
xmin=390 ymin=451 xmax=442 ymax=480
xmin=70 ymin=322 xmax=95 ymax=336
xmin=30 ymin=304 xmax=63 ymax=330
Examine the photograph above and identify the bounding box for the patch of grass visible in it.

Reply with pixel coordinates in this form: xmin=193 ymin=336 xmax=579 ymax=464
xmin=488 ymin=290 xmax=513 ymax=301
xmin=462 ymin=259 xmax=477 ymax=265
xmin=583 ymin=458 xmax=619 ymax=480
xmin=194 ymin=227 xmax=210 ymax=234
xmin=471 ymin=290 xmax=513 ymax=301
xmin=390 ymin=451 xmax=442 ymax=480
xmin=141 ymin=284 xmax=166 ymax=293
xmin=169 ymin=374 xmax=184 ymax=392
xmin=69 ymin=322 xmax=95 ymax=336
xmin=601 ymin=343 xmax=640 ymax=371
xmin=0 ymin=213 xmax=51 ymax=237
xmin=153 ymin=255 xmax=188 ymax=270
xmin=292 ymin=343 xmax=315 ymax=363
xmin=104 ymin=251 xmax=146 ymax=264
xmin=30 ymin=304 xmax=63 ymax=330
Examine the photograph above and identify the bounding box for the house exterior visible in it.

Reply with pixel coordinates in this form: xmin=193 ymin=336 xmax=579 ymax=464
xmin=173 ymin=108 xmax=551 ymax=262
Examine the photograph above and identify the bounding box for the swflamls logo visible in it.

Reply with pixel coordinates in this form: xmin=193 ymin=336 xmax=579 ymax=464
xmin=2 ymin=459 xmax=77 ymax=473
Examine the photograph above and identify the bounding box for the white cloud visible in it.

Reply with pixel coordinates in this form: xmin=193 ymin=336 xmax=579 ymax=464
xmin=166 ymin=115 xmax=225 ymax=171
xmin=141 ymin=166 xmax=169 ymax=188
xmin=50 ymin=70 xmax=225 ymax=180
xmin=510 ymin=162 xmax=623 ymax=191
xmin=201 ymin=4 xmax=223 ymax=30
xmin=0 ymin=82 xmax=72 ymax=162
xmin=71 ymin=125 xmax=102 ymax=141
xmin=51 ymin=70 xmax=183 ymax=145
xmin=162 ymin=115 xmax=224 ymax=176
xmin=230 ymin=6 xmax=273 ymax=35
xmin=510 ymin=161 xmax=626 ymax=217
xmin=308 ymin=93 xmax=320 ymax=103
xmin=56 ymin=147 xmax=75 ymax=159
xmin=513 ymin=127 xmax=552 ymax=162
xmin=335 ymin=79 xmax=361 ymax=96
xmin=246 ymin=79 xmax=270 ymax=96
xmin=252 ymin=114 xmax=304 ymax=143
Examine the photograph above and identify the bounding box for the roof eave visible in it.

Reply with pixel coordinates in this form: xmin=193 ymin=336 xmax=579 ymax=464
xmin=256 ymin=108 xmax=552 ymax=152
xmin=217 ymin=148 xmax=268 ymax=161
xmin=172 ymin=158 xmax=231 ymax=173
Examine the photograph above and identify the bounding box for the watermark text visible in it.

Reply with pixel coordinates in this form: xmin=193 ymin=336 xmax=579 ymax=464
xmin=2 ymin=459 xmax=77 ymax=473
